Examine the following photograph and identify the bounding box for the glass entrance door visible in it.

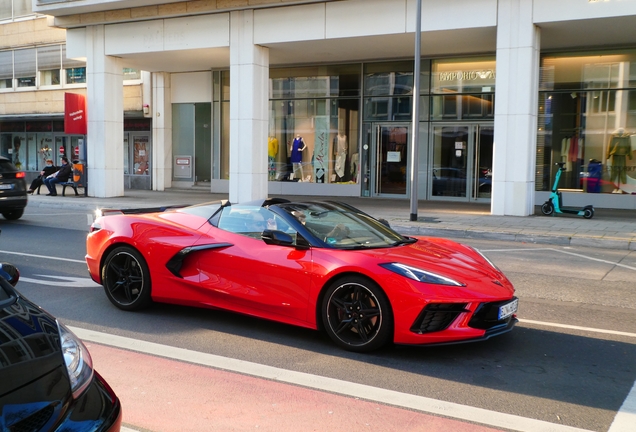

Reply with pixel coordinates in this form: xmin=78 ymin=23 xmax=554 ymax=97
xmin=430 ymin=124 xmax=493 ymax=201
xmin=373 ymin=124 xmax=410 ymax=196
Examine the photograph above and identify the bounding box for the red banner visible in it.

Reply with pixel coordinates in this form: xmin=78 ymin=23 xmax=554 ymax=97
xmin=64 ymin=93 xmax=87 ymax=134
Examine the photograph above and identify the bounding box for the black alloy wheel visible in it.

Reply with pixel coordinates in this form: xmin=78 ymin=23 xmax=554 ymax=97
xmin=102 ymin=246 xmax=152 ymax=311
xmin=540 ymin=202 xmax=554 ymax=216
xmin=322 ymin=276 xmax=393 ymax=352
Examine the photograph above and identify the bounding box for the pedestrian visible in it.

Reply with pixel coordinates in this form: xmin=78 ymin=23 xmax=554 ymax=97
xmin=27 ymin=159 xmax=57 ymax=194
xmin=43 ymin=156 xmax=72 ymax=196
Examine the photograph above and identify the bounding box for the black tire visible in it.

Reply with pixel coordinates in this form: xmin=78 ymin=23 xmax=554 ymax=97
xmin=321 ymin=275 xmax=393 ymax=352
xmin=540 ymin=202 xmax=554 ymax=216
xmin=583 ymin=208 xmax=594 ymax=219
xmin=2 ymin=209 xmax=24 ymax=220
xmin=101 ymin=246 xmax=152 ymax=311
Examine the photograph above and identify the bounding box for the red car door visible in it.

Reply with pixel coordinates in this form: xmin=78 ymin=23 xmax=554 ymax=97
xmin=196 ymin=230 xmax=314 ymax=327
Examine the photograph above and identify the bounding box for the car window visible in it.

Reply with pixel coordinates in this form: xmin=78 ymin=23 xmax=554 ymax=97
xmin=218 ymin=206 xmax=294 ymax=240
xmin=280 ymin=203 xmax=404 ymax=249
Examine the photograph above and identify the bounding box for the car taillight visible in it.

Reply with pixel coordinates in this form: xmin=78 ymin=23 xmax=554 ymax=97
xmin=16 ymin=172 xmax=25 ymax=178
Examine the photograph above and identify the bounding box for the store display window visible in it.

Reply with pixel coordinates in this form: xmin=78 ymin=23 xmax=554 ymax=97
xmin=268 ymin=65 xmax=361 ymax=184
xmin=537 ymin=50 xmax=636 ymax=194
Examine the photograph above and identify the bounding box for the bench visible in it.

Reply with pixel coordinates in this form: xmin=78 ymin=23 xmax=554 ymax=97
xmin=35 ymin=181 xmax=84 ymax=196
xmin=60 ymin=180 xmax=81 ymax=196
xmin=35 ymin=162 xmax=85 ymax=196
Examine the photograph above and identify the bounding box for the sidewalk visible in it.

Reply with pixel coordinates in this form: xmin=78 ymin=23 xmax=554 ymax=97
xmin=26 ymin=188 xmax=636 ymax=251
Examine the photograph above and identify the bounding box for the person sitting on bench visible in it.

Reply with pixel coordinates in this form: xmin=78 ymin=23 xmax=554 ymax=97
xmin=43 ymin=156 xmax=72 ymax=196
xmin=27 ymin=159 xmax=57 ymax=194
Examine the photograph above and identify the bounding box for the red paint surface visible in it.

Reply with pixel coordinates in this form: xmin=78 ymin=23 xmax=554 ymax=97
xmin=87 ymin=343 xmax=502 ymax=432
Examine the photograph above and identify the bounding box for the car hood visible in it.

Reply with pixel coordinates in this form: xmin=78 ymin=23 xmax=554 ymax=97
xmin=0 ymin=291 xmax=71 ymax=425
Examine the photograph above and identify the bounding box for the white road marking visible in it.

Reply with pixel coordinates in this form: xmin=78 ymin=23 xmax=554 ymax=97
xmin=19 ymin=275 xmax=100 ymax=288
xmin=481 ymin=247 xmax=636 ymax=271
xmin=71 ymin=326 xmax=593 ymax=432
xmin=0 ymin=250 xmax=85 ymax=263
xmin=608 ymin=381 xmax=636 ymax=432
xmin=519 ymin=319 xmax=636 ymax=339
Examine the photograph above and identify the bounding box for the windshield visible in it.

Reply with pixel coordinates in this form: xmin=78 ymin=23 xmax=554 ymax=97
xmin=278 ymin=202 xmax=408 ymax=249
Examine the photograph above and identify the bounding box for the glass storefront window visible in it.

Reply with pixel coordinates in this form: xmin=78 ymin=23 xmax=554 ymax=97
xmin=538 ymin=50 xmax=636 ymax=195
xmin=270 ymin=64 xmax=361 ymax=99
xmin=431 ymin=57 xmax=496 ymax=94
xmin=268 ymin=98 xmax=359 ymax=184
xmin=540 ymin=50 xmax=636 ymax=91
xmin=363 ymin=96 xmax=413 ymax=121
xmin=430 ymin=94 xmax=494 ymax=121
xmin=363 ymin=60 xmax=431 ymax=95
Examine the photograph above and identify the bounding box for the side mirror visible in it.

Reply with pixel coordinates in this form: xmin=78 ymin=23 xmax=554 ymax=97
xmin=261 ymin=229 xmax=295 ymax=246
xmin=0 ymin=262 xmax=20 ymax=287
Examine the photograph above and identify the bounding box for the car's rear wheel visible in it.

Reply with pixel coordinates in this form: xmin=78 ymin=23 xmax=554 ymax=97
xmin=101 ymin=246 xmax=152 ymax=311
xmin=321 ymin=276 xmax=393 ymax=352
xmin=2 ymin=209 xmax=24 ymax=220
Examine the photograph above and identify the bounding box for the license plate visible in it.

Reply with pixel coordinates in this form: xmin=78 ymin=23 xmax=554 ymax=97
xmin=498 ymin=298 xmax=518 ymax=320
xmin=0 ymin=184 xmax=13 ymax=190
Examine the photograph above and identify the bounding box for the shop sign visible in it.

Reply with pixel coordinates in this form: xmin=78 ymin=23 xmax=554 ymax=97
xmin=439 ymin=70 xmax=496 ymax=81
xmin=64 ymin=93 xmax=87 ymax=134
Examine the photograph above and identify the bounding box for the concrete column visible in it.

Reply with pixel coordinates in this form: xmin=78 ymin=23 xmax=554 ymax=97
xmin=229 ymin=10 xmax=269 ymax=203
xmin=152 ymin=72 xmax=172 ymax=191
xmin=86 ymin=25 xmax=124 ymax=198
xmin=491 ymin=0 xmax=540 ymax=216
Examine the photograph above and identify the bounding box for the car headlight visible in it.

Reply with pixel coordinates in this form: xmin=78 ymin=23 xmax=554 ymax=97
xmin=58 ymin=322 xmax=94 ymax=399
xmin=470 ymin=247 xmax=500 ymax=271
xmin=380 ymin=263 xmax=465 ymax=286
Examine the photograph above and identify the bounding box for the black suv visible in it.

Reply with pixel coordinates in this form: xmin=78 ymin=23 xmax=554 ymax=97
xmin=0 ymin=156 xmax=27 ymax=220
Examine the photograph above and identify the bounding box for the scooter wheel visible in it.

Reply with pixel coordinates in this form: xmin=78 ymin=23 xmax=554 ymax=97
xmin=541 ymin=202 xmax=554 ymax=216
xmin=583 ymin=208 xmax=594 ymax=219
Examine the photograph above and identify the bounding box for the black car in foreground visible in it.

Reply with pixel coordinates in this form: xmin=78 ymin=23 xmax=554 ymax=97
xmin=0 ymin=262 xmax=122 ymax=432
xmin=0 ymin=156 xmax=28 ymax=220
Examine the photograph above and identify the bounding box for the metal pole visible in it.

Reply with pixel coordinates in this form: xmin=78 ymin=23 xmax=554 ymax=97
xmin=409 ymin=0 xmax=422 ymax=221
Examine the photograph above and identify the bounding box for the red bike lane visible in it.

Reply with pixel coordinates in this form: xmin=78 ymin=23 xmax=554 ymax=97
xmin=87 ymin=343 xmax=502 ymax=432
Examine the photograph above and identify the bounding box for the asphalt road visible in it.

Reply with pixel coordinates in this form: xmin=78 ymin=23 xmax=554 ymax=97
xmin=0 ymin=207 xmax=634 ymax=432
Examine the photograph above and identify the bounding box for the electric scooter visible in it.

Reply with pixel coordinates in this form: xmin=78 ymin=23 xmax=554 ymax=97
xmin=541 ymin=162 xmax=594 ymax=219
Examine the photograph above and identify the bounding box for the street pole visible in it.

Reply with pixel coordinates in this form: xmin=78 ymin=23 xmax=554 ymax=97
xmin=409 ymin=0 xmax=422 ymax=221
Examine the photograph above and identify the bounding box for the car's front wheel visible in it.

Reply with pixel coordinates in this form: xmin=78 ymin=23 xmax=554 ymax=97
xmin=2 ymin=209 xmax=24 ymax=220
xmin=101 ymin=246 xmax=152 ymax=311
xmin=321 ymin=276 xmax=393 ymax=352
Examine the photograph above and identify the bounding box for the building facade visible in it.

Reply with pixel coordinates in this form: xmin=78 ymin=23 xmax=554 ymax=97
xmin=18 ymin=0 xmax=636 ymax=213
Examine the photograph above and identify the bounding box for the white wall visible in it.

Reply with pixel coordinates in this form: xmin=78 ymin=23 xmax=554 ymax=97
xmin=533 ymin=0 xmax=636 ymax=23
xmin=170 ymin=72 xmax=212 ymax=103
xmin=104 ymin=14 xmax=230 ymax=55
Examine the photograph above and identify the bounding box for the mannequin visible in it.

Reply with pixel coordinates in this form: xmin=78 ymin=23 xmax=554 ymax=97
xmin=268 ymin=136 xmax=278 ymax=180
xmin=606 ymin=128 xmax=632 ymax=193
xmin=290 ymin=134 xmax=306 ymax=180
xmin=334 ymin=133 xmax=348 ymax=181
xmin=350 ymin=152 xmax=359 ymax=183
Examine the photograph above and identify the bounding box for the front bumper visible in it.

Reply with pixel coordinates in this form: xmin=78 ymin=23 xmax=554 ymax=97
xmin=55 ymin=370 xmax=123 ymax=432
xmin=2 ymin=370 xmax=123 ymax=432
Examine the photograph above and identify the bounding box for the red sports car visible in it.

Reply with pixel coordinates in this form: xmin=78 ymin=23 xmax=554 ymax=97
xmin=86 ymin=199 xmax=517 ymax=352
